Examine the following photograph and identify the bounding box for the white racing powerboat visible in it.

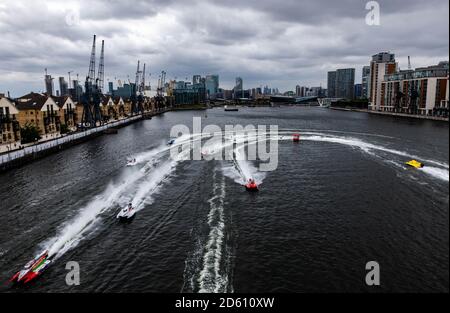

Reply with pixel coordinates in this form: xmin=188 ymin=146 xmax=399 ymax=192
xmin=126 ymin=158 xmax=138 ymax=167
xmin=117 ymin=204 xmax=136 ymax=222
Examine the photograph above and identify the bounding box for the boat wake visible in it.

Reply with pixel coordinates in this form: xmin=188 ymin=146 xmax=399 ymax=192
xmin=39 ymin=142 xmax=187 ymax=262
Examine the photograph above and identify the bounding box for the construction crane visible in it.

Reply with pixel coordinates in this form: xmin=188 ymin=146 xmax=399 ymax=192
xmin=140 ymin=63 xmax=146 ymax=94
xmin=87 ymin=35 xmax=96 ymax=84
xmin=130 ymin=60 xmax=142 ymax=114
xmin=81 ymin=35 xmax=103 ymax=127
xmin=154 ymin=70 xmax=167 ymax=111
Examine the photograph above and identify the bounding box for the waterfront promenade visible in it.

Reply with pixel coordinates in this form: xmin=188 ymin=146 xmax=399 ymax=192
xmin=329 ymin=107 xmax=449 ymax=122
xmin=0 ymin=115 xmax=141 ymax=171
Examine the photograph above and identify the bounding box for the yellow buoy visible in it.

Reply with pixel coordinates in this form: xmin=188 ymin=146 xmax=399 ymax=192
xmin=405 ymin=160 xmax=424 ymax=169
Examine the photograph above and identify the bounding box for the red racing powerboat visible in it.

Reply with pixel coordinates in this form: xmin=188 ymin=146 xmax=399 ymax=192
xmin=245 ymin=179 xmax=259 ymax=192
xmin=10 ymin=250 xmax=51 ymax=284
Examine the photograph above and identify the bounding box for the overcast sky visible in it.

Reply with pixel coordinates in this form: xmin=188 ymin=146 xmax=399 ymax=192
xmin=0 ymin=0 xmax=448 ymax=97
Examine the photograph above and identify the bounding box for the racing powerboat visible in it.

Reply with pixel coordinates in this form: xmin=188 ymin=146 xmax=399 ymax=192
xmin=167 ymin=139 xmax=176 ymax=146
xmin=10 ymin=250 xmax=51 ymax=284
xmin=245 ymin=179 xmax=259 ymax=192
xmin=406 ymin=159 xmax=424 ymax=169
xmin=117 ymin=204 xmax=136 ymax=222
xmin=126 ymin=158 xmax=138 ymax=167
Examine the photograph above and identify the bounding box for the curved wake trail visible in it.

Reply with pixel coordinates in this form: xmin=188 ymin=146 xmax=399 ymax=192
xmin=45 ymin=170 xmax=147 ymax=260
xmin=297 ymin=134 xmax=449 ymax=182
xmin=37 ymin=135 xmax=206 ymax=261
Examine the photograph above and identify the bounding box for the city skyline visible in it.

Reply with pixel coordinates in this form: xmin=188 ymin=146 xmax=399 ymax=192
xmin=0 ymin=0 xmax=449 ymax=97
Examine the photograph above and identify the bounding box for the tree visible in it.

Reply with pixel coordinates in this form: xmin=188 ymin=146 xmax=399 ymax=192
xmin=20 ymin=123 xmax=41 ymax=144
xmin=60 ymin=124 xmax=69 ymax=134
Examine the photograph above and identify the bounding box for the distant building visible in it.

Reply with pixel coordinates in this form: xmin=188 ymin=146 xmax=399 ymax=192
xmin=263 ymin=86 xmax=272 ymax=95
xmin=327 ymin=71 xmax=337 ymax=98
xmin=171 ymin=79 xmax=206 ymax=106
xmin=369 ymin=52 xmax=397 ymax=111
xmin=68 ymin=80 xmax=83 ymax=103
xmin=335 ymin=68 xmax=355 ymax=99
xmin=16 ymin=92 xmax=61 ymax=138
xmin=59 ymin=77 xmax=68 ymax=96
xmin=284 ymin=91 xmax=295 ymax=97
xmin=362 ymin=66 xmax=371 ymax=99
xmin=354 ymin=84 xmax=362 ymax=99
xmin=381 ymin=61 xmax=449 ymax=116
xmin=192 ymin=75 xmax=202 ymax=84
xmin=234 ymin=77 xmax=243 ymax=98
xmin=113 ymin=83 xmax=133 ymax=98
xmin=45 ymin=71 xmax=54 ymax=96
xmin=306 ymin=87 xmax=324 ymax=97
xmin=108 ymin=82 xmax=114 ymax=95
xmin=205 ymin=75 xmax=219 ymax=99
xmin=0 ymin=96 xmax=21 ymax=148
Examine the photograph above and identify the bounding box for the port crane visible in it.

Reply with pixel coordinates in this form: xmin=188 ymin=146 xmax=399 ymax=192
xmin=81 ymin=35 xmax=104 ymax=127
xmin=154 ymin=70 xmax=166 ymax=111
xmin=130 ymin=60 xmax=145 ymax=114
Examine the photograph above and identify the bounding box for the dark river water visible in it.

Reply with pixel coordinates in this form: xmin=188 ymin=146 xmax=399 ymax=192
xmin=0 ymin=107 xmax=448 ymax=293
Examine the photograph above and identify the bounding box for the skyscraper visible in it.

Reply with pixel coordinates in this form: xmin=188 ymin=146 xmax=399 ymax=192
xmin=234 ymin=77 xmax=243 ymax=98
xmin=192 ymin=75 xmax=201 ymax=85
xmin=362 ymin=66 xmax=371 ymax=99
xmin=108 ymin=81 xmax=114 ymax=95
xmin=59 ymin=77 xmax=68 ymax=96
xmin=44 ymin=70 xmax=54 ymax=96
xmin=327 ymin=71 xmax=337 ymax=98
xmin=354 ymin=84 xmax=362 ymax=99
xmin=335 ymin=68 xmax=355 ymax=99
xmin=369 ymin=52 xmax=397 ymax=111
xmin=205 ymin=75 xmax=219 ymax=99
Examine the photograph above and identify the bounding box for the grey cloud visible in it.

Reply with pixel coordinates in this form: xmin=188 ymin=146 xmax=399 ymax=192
xmin=0 ymin=0 xmax=448 ymax=96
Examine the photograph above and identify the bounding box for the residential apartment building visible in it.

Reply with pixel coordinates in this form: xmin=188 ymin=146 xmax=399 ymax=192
xmin=381 ymin=61 xmax=449 ymax=116
xmin=369 ymin=52 xmax=397 ymax=111
xmin=335 ymin=68 xmax=355 ymax=99
xmin=15 ymin=93 xmax=61 ymax=139
xmin=0 ymin=96 xmax=21 ymax=149
xmin=362 ymin=66 xmax=371 ymax=99
xmin=327 ymin=71 xmax=337 ymax=98
xmin=327 ymin=69 xmax=355 ymax=99
xmin=53 ymin=95 xmax=77 ymax=130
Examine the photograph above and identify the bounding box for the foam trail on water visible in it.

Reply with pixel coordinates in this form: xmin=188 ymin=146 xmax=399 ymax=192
xmin=198 ymin=170 xmax=229 ymax=293
xmin=132 ymin=160 xmax=178 ymax=212
xmin=420 ymin=167 xmax=449 ymax=182
xmin=46 ymin=170 xmax=145 ymax=259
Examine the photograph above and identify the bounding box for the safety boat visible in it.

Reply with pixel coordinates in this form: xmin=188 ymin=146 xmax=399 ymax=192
xmin=117 ymin=204 xmax=136 ymax=222
xmin=405 ymin=160 xmax=424 ymax=169
xmin=245 ymin=179 xmax=259 ymax=192
xmin=10 ymin=250 xmax=51 ymax=284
